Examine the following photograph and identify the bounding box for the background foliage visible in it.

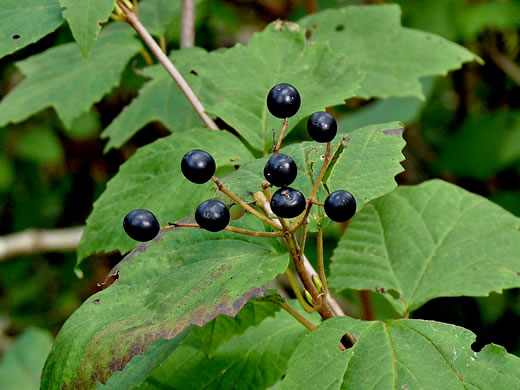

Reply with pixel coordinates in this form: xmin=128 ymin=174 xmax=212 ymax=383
xmin=1 ymin=0 xmax=520 ymax=389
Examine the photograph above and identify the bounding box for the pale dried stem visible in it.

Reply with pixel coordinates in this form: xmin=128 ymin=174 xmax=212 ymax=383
xmin=0 ymin=227 xmax=84 ymax=262
xmin=116 ymin=0 xmax=218 ymax=130
xmin=181 ymin=0 xmax=195 ymax=48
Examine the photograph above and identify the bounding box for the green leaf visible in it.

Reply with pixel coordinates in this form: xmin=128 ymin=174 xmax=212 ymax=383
xmin=281 ymin=316 xmax=520 ymax=389
xmin=59 ymin=0 xmax=115 ymax=58
xmin=435 ymin=111 xmax=520 ymax=180
xmin=141 ymin=307 xmax=309 ymax=390
xmin=299 ymin=4 xmax=479 ymax=99
xmin=139 ymin=0 xmax=180 ymax=37
xmin=17 ymin=126 xmax=64 ymax=164
xmin=0 ymin=0 xmax=64 ymax=59
xmin=78 ymin=128 xmax=254 ymax=262
xmin=0 ymin=23 xmax=141 ymax=128
xmin=460 ymin=0 xmax=520 ymax=40
xmin=101 ymin=47 xmax=207 ymax=152
xmin=330 ymin=179 xmax=520 ymax=316
xmin=326 ymin=122 xmax=405 ymax=209
xmin=342 ymin=77 xmax=434 ymax=130
xmin=42 ymin=216 xmax=289 ymax=389
xmin=223 ymin=121 xmax=405 ymax=218
xmin=190 ymin=295 xmax=281 ymax=358
xmin=93 ymin=329 xmax=193 ymax=390
xmin=0 ymin=328 xmax=53 ymax=390
xmin=194 ymin=21 xmax=364 ymax=152
xmin=96 ymin=297 xmax=280 ymax=389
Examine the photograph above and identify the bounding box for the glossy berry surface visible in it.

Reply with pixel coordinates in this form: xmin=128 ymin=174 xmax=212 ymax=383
xmin=181 ymin=149 xmax=216 ymax=184
xmin=307 ymin=111 xmax=337 ymax=143
xmin=270 ymin=187 xmax=306 ymax=218
xmin=123 ymin=209 xmax=160 ymax=242
xmin=195 ymin=199 xmax=230 ymax=232
xmin=324 ymin=190 xmax=356 ymax=222
xmin=267 ymin=83 xmax=301 ymax=118
xmin=264 ymin=153 xmax=297 ymax=187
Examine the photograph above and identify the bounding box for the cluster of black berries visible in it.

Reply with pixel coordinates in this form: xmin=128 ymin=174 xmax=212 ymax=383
xmin=265 ymin=83 xmax=356 ymax=222
xmin=123 ymin=83 xmax=356 ymax=242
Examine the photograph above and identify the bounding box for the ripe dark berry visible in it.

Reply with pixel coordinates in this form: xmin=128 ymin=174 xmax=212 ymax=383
xmin=270 ymin=187 xmax=306 ymax=218
xmin=123 ymin=209 xmax=160 ymax=242
xmin=264 ymin=153 xmax=297 ymax=187
xmin=307 ymin=111 xmax=337 ymax=143
xmin=267 ymin=83 xmax=301 ymax=118
xmin=324 ymin=190 xmax=356 ymax=222
xmin=195 ymin=199 xmax=230 ymax=232
xmin=181 ymin=149 xmax=216 ymax=184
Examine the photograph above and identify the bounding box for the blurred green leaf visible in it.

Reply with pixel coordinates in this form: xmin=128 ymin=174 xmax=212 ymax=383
xmin=101 ymin=47 xmax=207 ymax=151
xmin=0 ymin=0 xmax=64 ymax=59
xmin=281 ymin=316 xmax=520 ymax=389
xmin=299 ymin=4 xmax=479 ymax=99
xmin=435 ymin=111 xmax=520 ymax=180
xmin=139 ymin=0 xmax=180 ymax=37
xmin=59 ymin=0 xmax=115 ymax=58
xmin=341 ymin=77 xmax=434 ymax=130
xmin=330 ymin=179 xmax=520 ymax=315
xmin=194 ymin=21 xmax=363 ymax=152
xmin=17 ymin=126 xmax=63 ymax=164
xmin=0 ymin=156 xmax=14 ymax=192
xmin=0 ymin=328 xmax=53 ymax=390
xmin=491 ymin=191 xmax=520 ymax=217
xmin=0 ymin=23 xmax=141 ymax=128
xmin=78 ymin=128 xmax=254 ymax=262
xmin=66 ymin=110 xmax=102 ymax=140
xmin=43 ymin=216 xmax=288 ymax=389
xmin=395 ymin=0 xmax=463 ymax=41
xmin=140 ymin=307 xmax=309 ymax=390
xmin=460 ymin=0 xmax=520 ymax=40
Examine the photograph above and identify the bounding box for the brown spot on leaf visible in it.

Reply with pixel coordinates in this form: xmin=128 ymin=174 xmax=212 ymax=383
xmin=12 ymin=34 xmax=20 ymax=40
xmin=92 ymin=299 xmax=101 ymax=305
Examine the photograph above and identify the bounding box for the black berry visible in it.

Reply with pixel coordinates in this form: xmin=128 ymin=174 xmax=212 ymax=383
xmin=324 ymin=190 xmax=356 ymax=222
xmin=267 ymin=83 xmax=301 ymax=118
xmin=270 ymin=187 xmax=306 ymax=218
xmin=181 ymin=149 xmax=216 ymax=184
xmin=195 ymin=199 xmax=230 ymax=232
xmin=307 ymin=112 xmax=337 ymax=143
xmin=123 ymin=209 xmax=160 ymax=242
xmin=264 ymin=153 xmax=297 ymax=187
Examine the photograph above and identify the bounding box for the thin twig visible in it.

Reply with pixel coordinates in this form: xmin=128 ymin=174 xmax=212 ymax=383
xmin=298 ymin=220 xmax=308 ymax=257
xmin=116 ymin=0 xmax=218 ymax=130
xmin=0 ymin=227 xmax=84 ymax=262
xmin=211 ymin=177 xmax=282 ymax=231
xmin=317 ymin=227 xmax=328 ymax=294
xmin=139 ymin=49 xmax=154 ymax=66
xmin=159 ymin=34 xmax=167 ymax=54
xmin=164 ymin=222 xmax=284 ymax=237
xmin=266 ymin=298 xmax=317 ymax=331
xmin=284 ymin=268 xmax=316 ymax=313
xmin=181 ymin=0 xmax=196 ymax=48
xmin=308 ymin=142 xmax=331 ymax=201
xmin=273 ymin=118 xmax=289 ymax=153
xmin=488 ymin=46 xmax=520 ymax=86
